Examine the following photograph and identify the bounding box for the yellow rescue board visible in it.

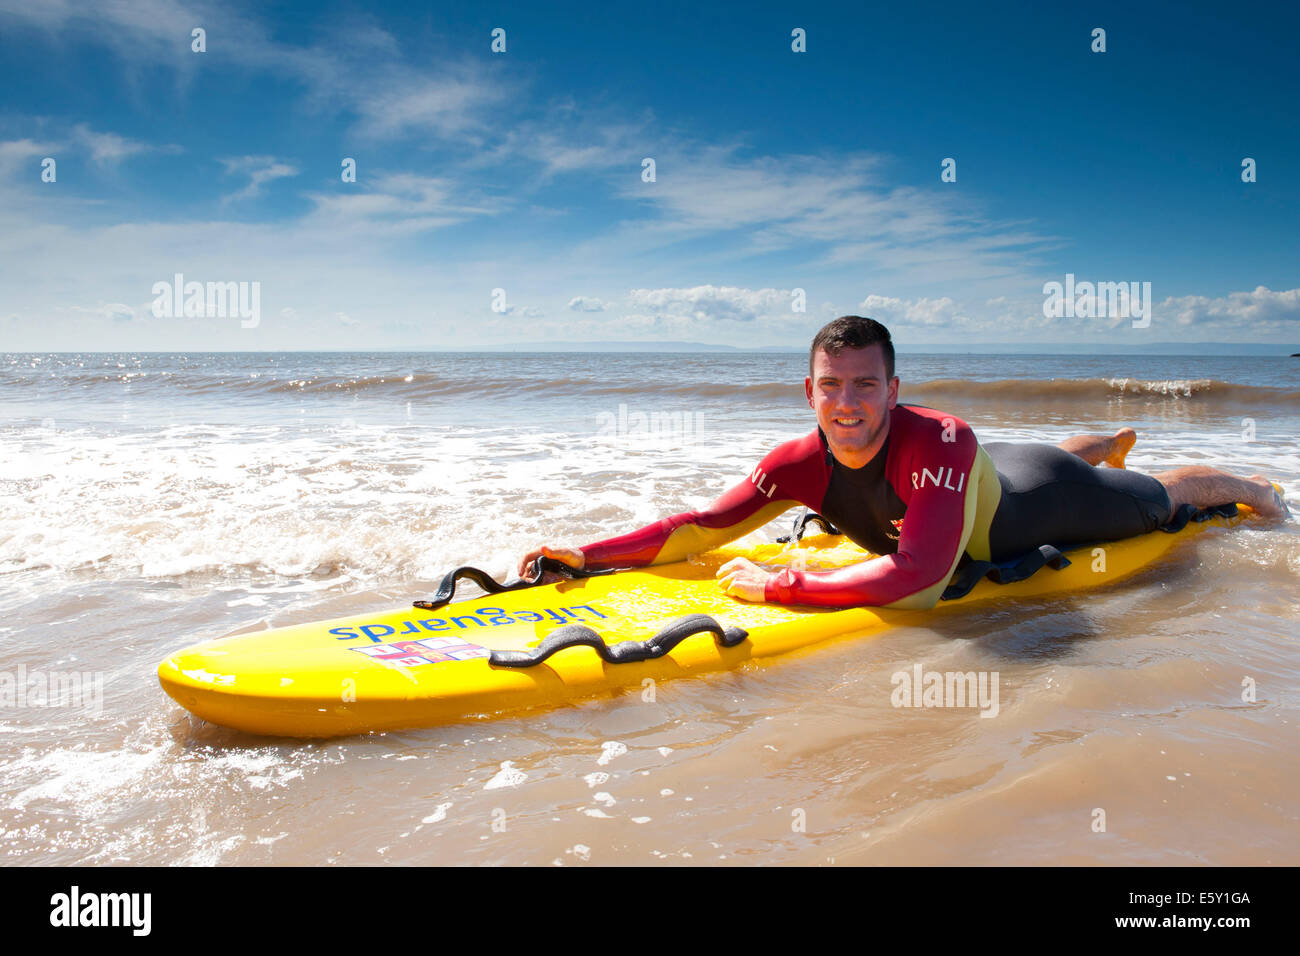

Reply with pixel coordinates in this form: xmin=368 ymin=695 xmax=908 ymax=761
xmin=158 ymin=508 xmax=1253 ymax=737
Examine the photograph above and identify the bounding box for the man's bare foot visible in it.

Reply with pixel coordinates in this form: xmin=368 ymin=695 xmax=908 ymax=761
xmin=1103 ymin=427 xmax=1137 ymax=469
xmin=1058 ymin=427 xmax=1138 ymax=467
xmin=1248 ymin=476 xmax=1291 ymax=519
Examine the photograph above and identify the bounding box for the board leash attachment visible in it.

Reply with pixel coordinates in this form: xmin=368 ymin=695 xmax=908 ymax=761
xmin=490 ymin=613 xmax=749 ymax=667
xmin=413 ymin=557 xmax=616 ymax=612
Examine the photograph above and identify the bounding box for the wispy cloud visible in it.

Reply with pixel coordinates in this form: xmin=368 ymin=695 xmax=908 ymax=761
xmin=0 ymin=137 xmax=52 ymax=171
xmin=0 ymin=0 xmax=509 ymax=144
xmin=300 ymin=172 xmax=509 ymax=237
xmin=590 ymin=145 xmax=1059 ymax=293
xmin=71 ymin=124 xmax=156 ymax=165
xmin=218 ymin=155 xmax=299 ymax=202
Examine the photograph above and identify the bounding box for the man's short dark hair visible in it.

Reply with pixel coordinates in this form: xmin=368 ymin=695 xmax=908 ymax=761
xmin=809 ymin=316 xmax=895 ymax=379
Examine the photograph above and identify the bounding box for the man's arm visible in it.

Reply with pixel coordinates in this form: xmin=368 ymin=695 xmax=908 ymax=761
xmin=762 ymin=427 xmax=984 ymax=610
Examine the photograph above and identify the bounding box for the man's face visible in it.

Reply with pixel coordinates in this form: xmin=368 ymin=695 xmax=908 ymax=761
xmin=805 ymin=344 xmax=899 ymax=467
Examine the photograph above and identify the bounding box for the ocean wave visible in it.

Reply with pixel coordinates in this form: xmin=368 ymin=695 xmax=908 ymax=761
xmin=3 ymin=360 xmax=1298 ymax=410
xmin=0 ymin=368 xmax=808 ymax=403
xmin=904 ymin=378 xmax=1300 ymax=407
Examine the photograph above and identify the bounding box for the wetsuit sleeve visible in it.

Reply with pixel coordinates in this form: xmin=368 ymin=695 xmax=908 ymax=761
xmin=764 ymin=424 xmax=985 ymax=610
xmin=579 ymin=437 xmax=818 ymax=570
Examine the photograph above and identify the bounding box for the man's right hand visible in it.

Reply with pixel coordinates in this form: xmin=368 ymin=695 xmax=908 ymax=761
xmin=518 ymin=545 xmax=585 ymax=583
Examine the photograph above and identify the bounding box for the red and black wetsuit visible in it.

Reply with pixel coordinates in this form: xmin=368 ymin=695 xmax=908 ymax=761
xmin=580 ymin=404 xmax=1173 ymax=610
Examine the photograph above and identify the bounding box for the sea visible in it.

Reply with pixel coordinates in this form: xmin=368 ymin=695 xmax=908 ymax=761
xmin=1 ymin=350 xmax=1297 ymax=865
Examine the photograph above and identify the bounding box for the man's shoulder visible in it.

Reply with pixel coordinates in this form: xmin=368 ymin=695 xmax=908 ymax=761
xmin=893 ymin=403 xmax=974 ymax=438
xmin=890 ymin=404 xmax=978 ymax=464
xmin=760 ymin=428 xmax=827 ymax=470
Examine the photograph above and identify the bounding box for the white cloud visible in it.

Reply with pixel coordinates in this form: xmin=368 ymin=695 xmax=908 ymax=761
xmin=0 ymin=137 xmax=53 ymax=173
xmin=1161 ymin=286 xmax=1300 ymax=334
xmin=71 ymin=124 xmax=153 ymax=165
xmin=625 ymin=285 xmax=798 ymax=323
xmin=64 ymin=302 xmax=137 ymax=322
xmin=353 ymin=75 xmax=505 ymax=140
xmin=857 ymin=294 xmax=967 ymax=328
xmin=218 ymin=155 xmax=299 ymax=202
xmin=300 ymin=173 xmax=507 ymax=237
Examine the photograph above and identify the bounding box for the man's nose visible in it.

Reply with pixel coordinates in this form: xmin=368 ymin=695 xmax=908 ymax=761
xmin=833 ymin=387 xmax=861 ymax=409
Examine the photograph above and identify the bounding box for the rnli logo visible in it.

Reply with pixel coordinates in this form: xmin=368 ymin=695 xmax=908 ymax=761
xmin=750 ymin=465 xmax=778 ymax=498
xmin=911 ymin=466 xmax=966 ymax=493
xmin=887 ymin=517 xmax=904 ymax=540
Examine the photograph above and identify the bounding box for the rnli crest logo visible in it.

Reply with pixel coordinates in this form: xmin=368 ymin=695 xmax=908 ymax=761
xmin=887 ymin=518 xmax=904 ymax=540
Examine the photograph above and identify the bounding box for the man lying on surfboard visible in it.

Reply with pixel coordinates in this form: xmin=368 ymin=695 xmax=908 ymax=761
xmin=520 ymin=316 xmax=1289 ymax=609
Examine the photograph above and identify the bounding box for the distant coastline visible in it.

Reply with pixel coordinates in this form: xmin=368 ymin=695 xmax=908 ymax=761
xmin=7 ymin=341 xmax=1299 ymax=356
xmin=462 ymin=340 xmax=1300 ymax=357
xmin=306 ymin=340 xmax=1297 ymax=357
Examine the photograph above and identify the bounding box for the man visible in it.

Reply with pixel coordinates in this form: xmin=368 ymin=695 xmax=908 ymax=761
xmin=519 ymin=316 xmax=1288 ymax=610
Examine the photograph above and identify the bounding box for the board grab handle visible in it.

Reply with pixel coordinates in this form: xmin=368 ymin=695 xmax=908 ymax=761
xmin=490 ymin=613 xmax=749 ymax=668
xmin=413 ymin=557 xmax=616 ymax=612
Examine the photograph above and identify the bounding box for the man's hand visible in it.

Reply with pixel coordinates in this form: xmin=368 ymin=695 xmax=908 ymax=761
xmin=518 ymin=545 xmax=585 ymax=583
xmin=715 ymin=556 xmax=772 ymax=602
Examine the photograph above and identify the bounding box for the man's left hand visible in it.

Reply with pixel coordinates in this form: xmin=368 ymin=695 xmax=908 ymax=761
xmin=716 ymin=556 xmax=771 ymax=602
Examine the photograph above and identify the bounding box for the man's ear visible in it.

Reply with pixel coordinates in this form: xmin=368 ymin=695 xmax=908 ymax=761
xmin=805 ymin=376 xmax=814 ymax=407
xmin=887 ymin=376 xmax=900 ymax=409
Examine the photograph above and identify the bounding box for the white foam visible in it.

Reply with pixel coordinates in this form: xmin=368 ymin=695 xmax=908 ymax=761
xmin=597 ymin=741 xmax=627 ymax=766
xmin=483 ymin=760 xmax=527 ymax=790
xmin=421 ymin=802 xmax=453 ymax=824
xmin=5 ymin=743 xmax=166 ymax=813
xmin=0 ymin=418 xmax=800 ymax=596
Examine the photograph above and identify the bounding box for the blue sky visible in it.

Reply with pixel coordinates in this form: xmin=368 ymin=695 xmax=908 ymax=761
xmin=1 ymin=0 xmax=1297 ymax=350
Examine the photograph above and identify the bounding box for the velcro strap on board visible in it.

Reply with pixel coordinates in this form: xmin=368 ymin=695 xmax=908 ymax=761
xmin=940 ymin=544 xmax=1071 ymax=602
xmin=1159 ymin=501 xmax=1238 ymax=533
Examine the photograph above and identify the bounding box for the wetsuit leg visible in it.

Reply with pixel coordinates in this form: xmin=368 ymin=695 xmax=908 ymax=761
xmin=983 ymin=442 xmax=1173 ymax=561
